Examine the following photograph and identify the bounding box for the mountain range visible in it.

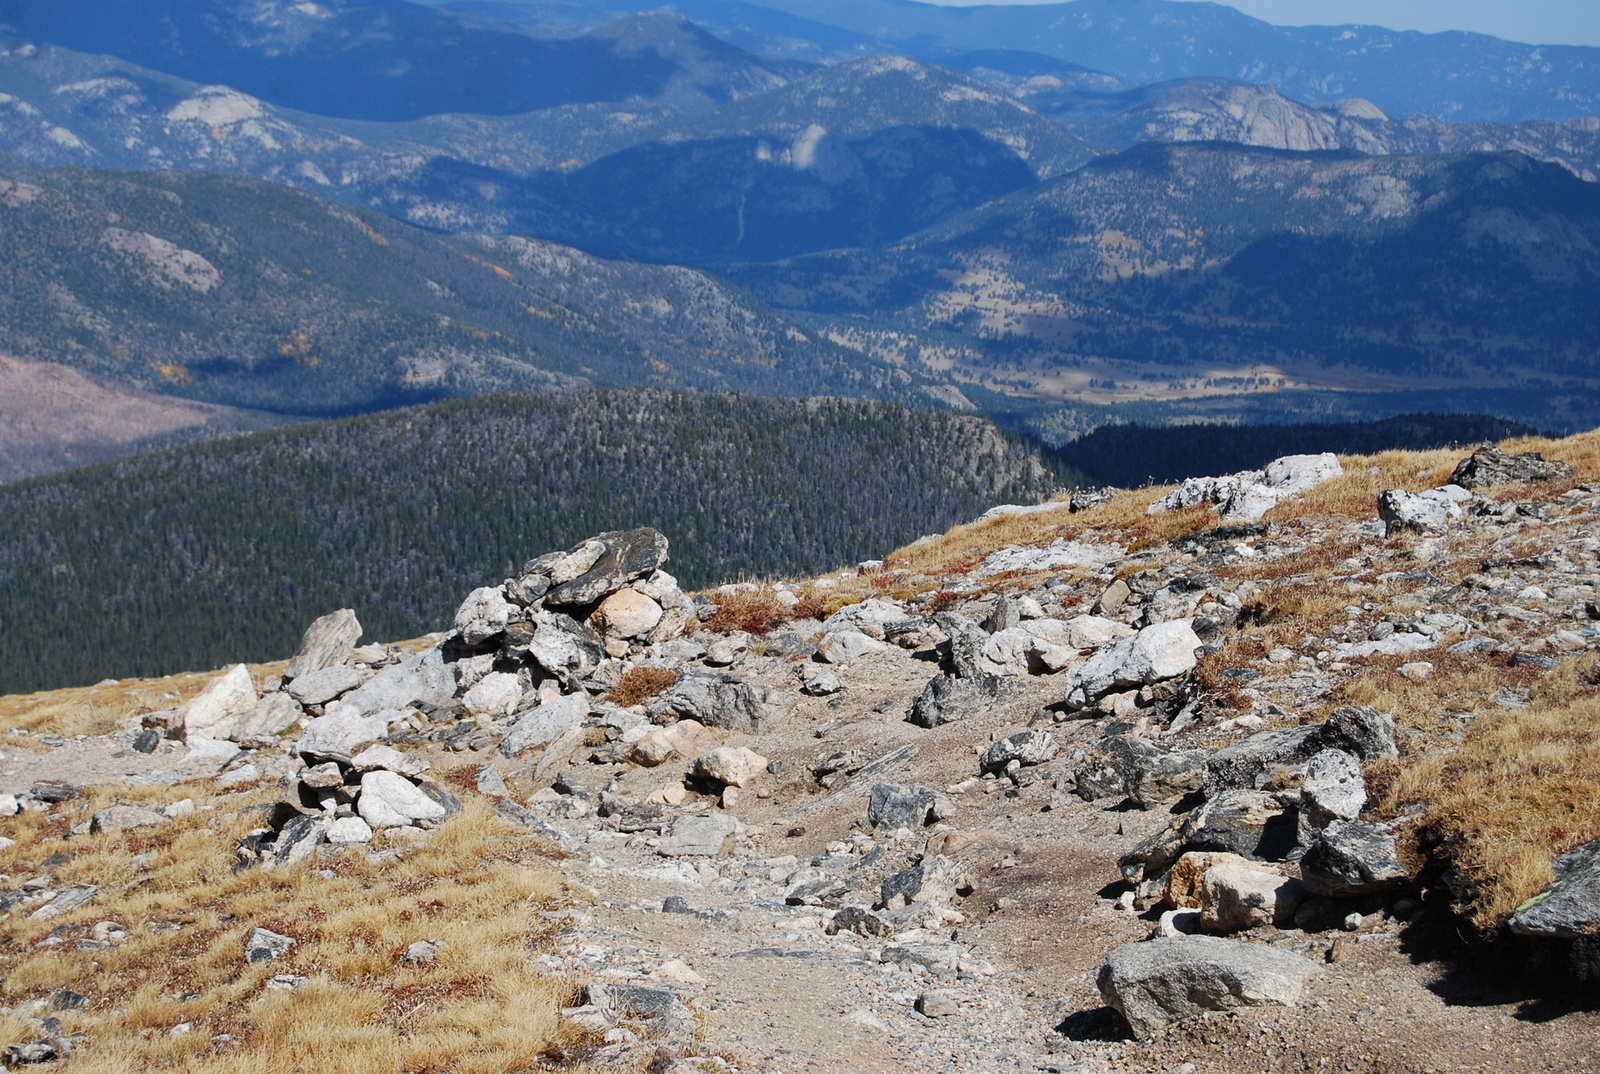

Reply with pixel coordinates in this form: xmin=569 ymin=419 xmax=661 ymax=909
xmin=435 ymin=0 xmax=1600 ymax=122
xmin=0 ymin=0 xmax=1598 ymax=476
xmin=0 ymin=166 xmax=902 ymax=431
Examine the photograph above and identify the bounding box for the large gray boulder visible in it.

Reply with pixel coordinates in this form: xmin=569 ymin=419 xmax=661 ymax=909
xmin=1097 ymin=936 xmax=1316 ymax=1037
xmin=1299 ymin=820 xmax=1414 ymax=896
xmin=1300 ymin=749 xmax=1366 ymax=824
xmin=1202 ymin=707 xmax=1396 ymax=798
xmin=336 ymin=648 xmax=455 ymax=717
xmin=230 ymin=693 xmax=304 ymax=746
xmin=283 ymin=609 xmax=362 ymax=681
xmin=1063 ymin=620 xmax=1201 ymax=710
xmin=1377 ymin=488 xmax=1465 ymax=537
xmin=179 ymin=664 xmax=258 ymax=742
xmin=499 ymin=692 xmax=589 ymax=757
xmin=453 ymin=586 xmax=515 ymax=646
xmin=660 ymin=672 xmax=787 ymax=733
xmin=296 ymin=709 xmax=396 ymax=764
xmin=1451 ymin=445 xmax=1573 ymax=489
xmin=543 ymin=528 xmax=669 ymax=608
xmin=979 ymin=729 xmax=1059 ymax=774
xmin=358 ymin=771 xmax=449 ymax=829
xmin=1147 ymin=454 xmax=1342 ymax=523
xmin=867 ymin=782 xmax=948 ymax=830
xmin=513 ymin=611 xmax=606 ymax=686
xmin=1073 ymin=733 xmax=1207 ymax=805
xmin=1508 ymin=838 xmax=1600 ymax=941
xmin=286 ymin=665 xmax=367 ymax=708
xmin=1180 ymin=790 xmax=1299 ymax=861
xmin=907 ymin=672 xmax=1002 ymax=728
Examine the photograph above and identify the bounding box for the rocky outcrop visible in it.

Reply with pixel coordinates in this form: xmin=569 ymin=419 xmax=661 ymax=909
xmin=1147 ymin=453 xmax=1343 ymax=522
xmin=1451 ymin=446 xmax=1574 ymax=489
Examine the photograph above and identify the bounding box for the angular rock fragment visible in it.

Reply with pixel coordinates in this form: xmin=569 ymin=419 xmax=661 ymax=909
xmin=1451 ymin=446 xmax=1573 ymax=489
xmin=285 ymin=665 xmax=367 ymax=707
xmin=657 ymin=813 xmax=737 ymax=857
xmin=1299 ymin=820 xmax=1414 ymax=896
xmin=284 ymin=608 xmax=362 ymax=681
xmin=499 ymin=692 xmax=588 ymax=757
xmin=296 ymin=710 xmax=394 ymax=764
xmin=1180 ymin=790 xmax=1299 ymax=861
xmin=1063 ymin=620 xmax=1201 ymax=711
xmin=230 ymin=693 xmax=304 ymax=746
xmin=544 ymin=529 xmax=669 ymax=608
xmin=358 ymin=771 xmax=449 ymax=829
xmin=816 ymin=630 xmax=886 ymax=664
xmin=907 ymin=672 xmax=1001 ymax=728
xmin=1202 ymin=707 xmax=1395 ymax=798
xmin=1509 ymin=838 xmax=1600 ymax=945
xmin=689 ymin=746 xmax=769 ymax=788
xmin=660 ymin=672 xmax=787 ymax=733
xmin=578 ymin=982 xmax=695 ymax=1044
xmin=454 ymin=586 xmax=516 ymax=646
xmin=1200 ymin=863 xmax=1305 ymax=933
xmin=867 ymin=782 xmax=948 ymax=830
xmin=1096 ymin=935 xmax=1316 ymax=1038
xmin=244 ymin=927 xmax=295 ymax=963
xmin=180 ymin=664 xmax=258 ymax=742
xmin=89 ymin=806 xmax=170 ymax=835
xmin=461 ymin=671 xmax=523 ymax=717
xmin=1074 ymin=734 xmax=1206 ymax=805
xmin=979 ymin=729 xmax=1059 ymax=774
xmin=1378 ymin=487 xmax=1466 ymax=537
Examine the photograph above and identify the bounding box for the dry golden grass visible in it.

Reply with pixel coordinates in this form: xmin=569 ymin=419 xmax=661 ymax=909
xmin=1381 ymin=694 xmax=1600 ymax=933
xmin=0 ymin=786 xmax=594 ymax=1073
xmin=1235 ymin=584 xmax=1353 ymax=653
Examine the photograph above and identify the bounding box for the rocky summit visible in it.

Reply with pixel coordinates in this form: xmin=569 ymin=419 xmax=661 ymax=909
xmin=2 ymin=436 xmax=1600 ymax=1071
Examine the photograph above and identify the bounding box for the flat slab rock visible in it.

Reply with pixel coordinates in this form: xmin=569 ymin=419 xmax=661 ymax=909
xmin=1097 ymin=935 xmax=1317 ymax=1038
xmin=1509 ymin=837 xmax=1600 ymax=941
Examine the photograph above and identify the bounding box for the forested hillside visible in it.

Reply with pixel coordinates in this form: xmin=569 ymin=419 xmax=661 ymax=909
xmin=0 ymin=167 xmax=895 ymax=416
xmin=0 ymin=390 xmax=1070 ymax=692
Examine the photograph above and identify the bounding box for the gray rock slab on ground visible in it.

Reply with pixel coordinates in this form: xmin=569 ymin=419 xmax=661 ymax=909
xmin=1299 ymin=820 xmax=1415 ymax=896
xmin=286 ymin=665 xmax=367 ymax=707
xmin=500 ymin=692 xmax=589 ymax=757
xmin=1096 ymin=935 xmax=1317 ymax=1038
xmin=657 ymin=813 xmax=737 ymax=857
xmin=1509 ymin=838 xmax=1600 ymax=941
xmin=661 ymin=672 xmax=787 ymax=733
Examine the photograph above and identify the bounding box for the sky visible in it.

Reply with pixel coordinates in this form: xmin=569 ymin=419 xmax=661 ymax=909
xmin=919 ymin=0 xmax=1600 ymax=47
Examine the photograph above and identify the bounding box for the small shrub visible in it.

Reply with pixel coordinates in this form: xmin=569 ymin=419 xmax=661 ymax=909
xmin=706 ymin=590 xmax=793 ymax=636
xmin=791 ymin=597 xmax=826 ymax=620
xmin=602 ymin=666 xmax=678 ymax=707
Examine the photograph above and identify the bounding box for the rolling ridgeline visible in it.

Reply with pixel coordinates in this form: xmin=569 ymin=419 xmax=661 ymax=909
xmin=0 ymin=390 xmax=1068 ymax=693
xmin=0 ymin=388 xmax=1536 ymax=694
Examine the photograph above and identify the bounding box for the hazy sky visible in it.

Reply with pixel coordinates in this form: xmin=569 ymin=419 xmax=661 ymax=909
xmin=919 ymin=0 xmax=1600 ymax=48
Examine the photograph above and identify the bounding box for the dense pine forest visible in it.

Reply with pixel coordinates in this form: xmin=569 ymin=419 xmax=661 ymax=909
xmin=0 ymin=390 xmax=1072 ymax=692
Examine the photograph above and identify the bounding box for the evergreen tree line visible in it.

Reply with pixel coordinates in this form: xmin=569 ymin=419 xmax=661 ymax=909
xmin=0 ymin=389 xmax=1073 ymax=693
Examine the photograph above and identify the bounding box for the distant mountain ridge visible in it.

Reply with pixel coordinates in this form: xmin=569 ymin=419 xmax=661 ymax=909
xmin=0 ymin=0 xmax=799 ymax=120
xmin=637 ymin=0 xmax=1600 ymax=123
xmin=0 ymin=166 xmax=903 ymax=418
xmin=731 ymin=143 xmax=1600 ymax=424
